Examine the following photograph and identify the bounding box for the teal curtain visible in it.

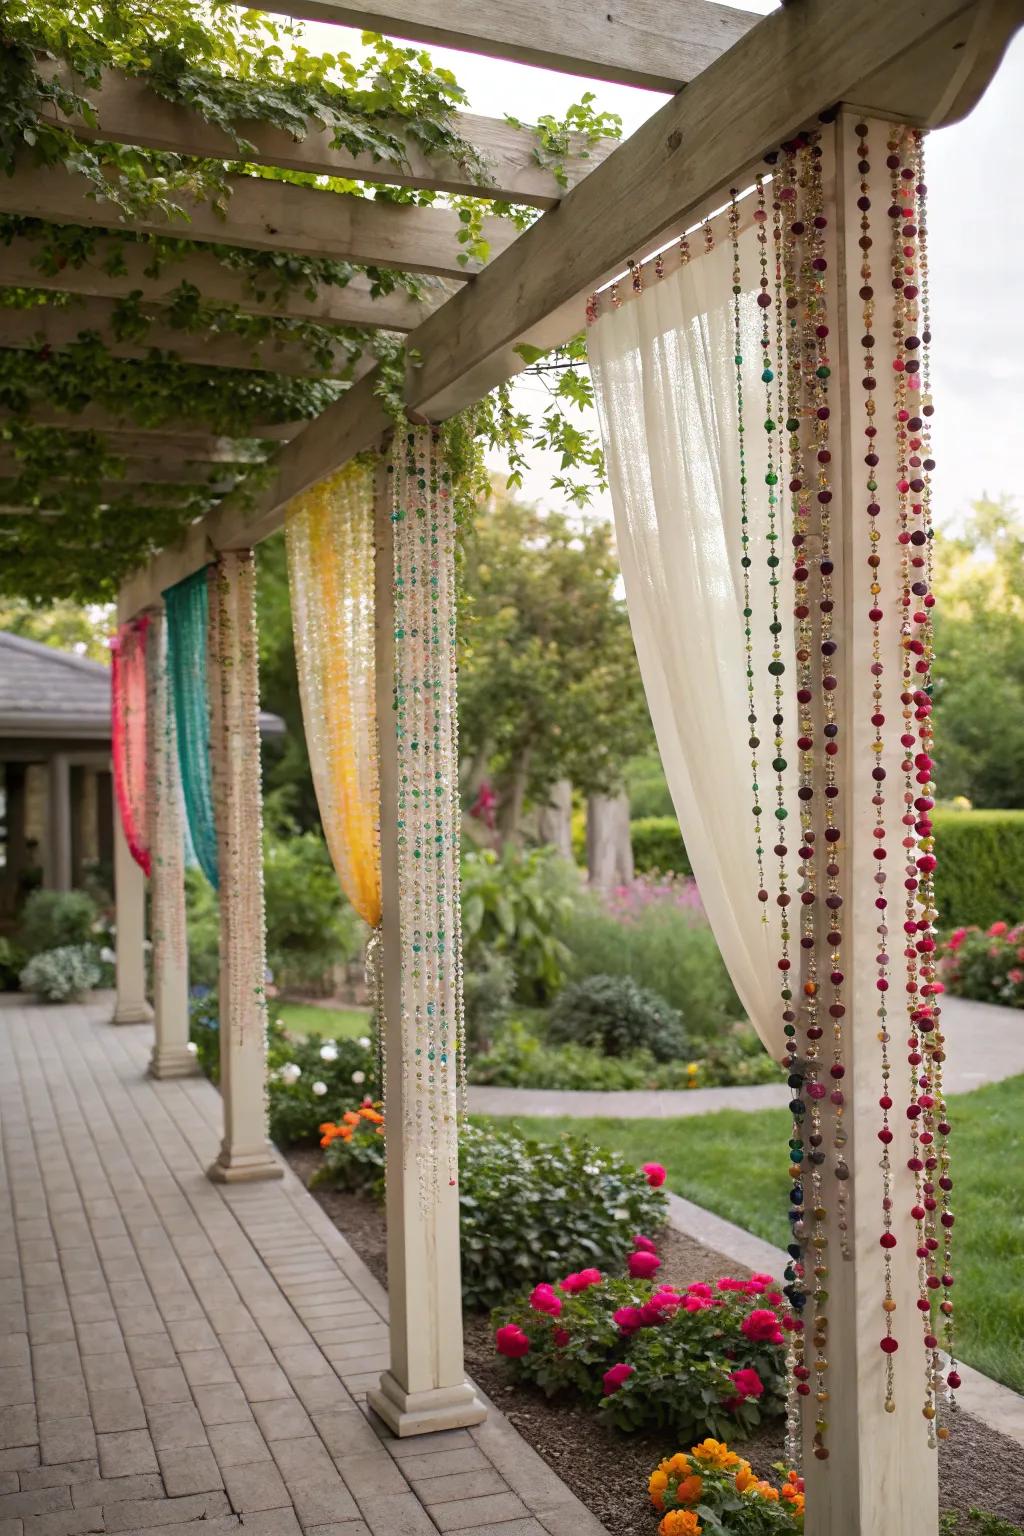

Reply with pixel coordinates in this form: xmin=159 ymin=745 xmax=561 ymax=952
xmin=164 ymin=567 xmax=219 ymax=890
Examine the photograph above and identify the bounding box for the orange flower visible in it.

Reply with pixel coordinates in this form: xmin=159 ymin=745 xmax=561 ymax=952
xmin=691 ymin=1439 xmax=740 ymax=1471
xmin=734 ymin=1464 xmax=755 ymax=1493
xmin=659 ymin=1512 xmax=701 ymax=1536
xmin=648 ymin=1468 xmax=669 ymax=1511
xmin=343 ymin=1110 xmax=361 ymax=1125
xmin=664 ymin=1454 xmax=692 ymax=1478
xmin=672 ymin=1474 xmax=703 ymax=1507
xmin=359 ymin=1106 xmax=384 ymax=1124
xmin=750 ymin=1480 xmax=780 ymax=1502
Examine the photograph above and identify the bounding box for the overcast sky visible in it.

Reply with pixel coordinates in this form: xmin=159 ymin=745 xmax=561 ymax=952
xmin=302 ymin=7 xmax=1024 ymax=530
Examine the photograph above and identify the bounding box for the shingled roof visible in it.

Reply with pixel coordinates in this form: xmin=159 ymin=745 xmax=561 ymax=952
xmin=0 ymin=631 xmax=285 ymax=740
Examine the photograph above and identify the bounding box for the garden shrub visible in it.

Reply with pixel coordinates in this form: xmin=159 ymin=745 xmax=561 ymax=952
xmin=19 ymin=888 xmax=98 ymax=956
xmin=20 ymin=945 xmax=101 ymax=1002
xmin=462 ymin=950 xmax=515 ymax=1051
xmin=932 ymin=809 xmax=1024 ymax=930
xmin=0 ymin=936 xmax=26 ymax=990
xmin=548 ymin=973 xmax=688 ymax=1061
xmin=630 ymin=816 xmax=692 ymax=877
xmin=937 ymin=921 xmax=1024 ymax=1008
xmin=493 ymin=1240 xmax=787 ymax=1442
xmin=185 ymin=870 xmax=220 ymax=991
xmin=648 ymin=1444 xmax=804 ymax=1534
xmin=318 ymin=1120 xmax=666 ymax=1310
xmin=315 ymin=1100 xmax=386 ymax=1191
xmin=562 ymin=893 xmax=742 ymax=1043
xmin=461 ymin=845 xmax=578 ymax=1003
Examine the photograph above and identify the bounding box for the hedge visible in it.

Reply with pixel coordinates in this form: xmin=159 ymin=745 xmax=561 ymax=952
xmin=630 ymin=817 xmax=692 ymax=878
xmin=626 ymin=809 xmax=1024 ymax=929
xmin=932 ymin=810 xmax=1024 ymax=930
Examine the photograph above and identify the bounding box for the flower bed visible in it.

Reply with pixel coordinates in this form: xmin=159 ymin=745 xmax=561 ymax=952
xmin=938 ymin=922 xmax=1024 ymax=1008
xmin=648 ymin=1441 xmax=804 ymax=1534
xmin=492 ymin=1235 xmax=787 ymax=1444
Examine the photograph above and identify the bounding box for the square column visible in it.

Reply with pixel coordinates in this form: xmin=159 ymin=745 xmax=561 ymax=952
xmin=47 ymin=753 xmax=72 ymax=892
xmin=206 ymin=551 xmax=281 ymax=1184
xmin=147 ymin=608 xmax=197 ymax=1080
xmin=111 ymin=787 xmax=153 ymax=1025
xmin=366 ymin=450 xmax=485 ymax=1436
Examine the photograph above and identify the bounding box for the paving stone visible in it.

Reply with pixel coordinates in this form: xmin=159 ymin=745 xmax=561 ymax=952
xmin=273 ymin=1347 xmax=332 ymax=1380
xmin=35 ymin=1374 xmax=90 ymax=1422
xmin=409 ymin=1470 xmax=509 ymax=1506
xmin=304 ymin=1526 xmax=372 ymax=1536
xmin=0 ymin=1406 xmax=37 ymax=1450
xmin=133 ymin=1369 xmax=190 ymax=1408
xmin=193 ymin=1385 xmax=252 ymax=1428
xmin=251 ymin=1399 xmax=314 ymax=1443
xmin=220 ymin=1459 xmax=290 ymax=1513
xmin=103 ymin=1491 xmax=232 ymax=1532
xmin=75 ymin=1322 xmax=126 ymax=1358
xmin=123 ymin=1337 xmax=175 ymax=1372
xmin=270 ymin=1437 xmax=336 ymax=1482
xmin=289 ymin=1475 xmax=360 ymax=1529
xmin=206 ymin=1422 xmax=271 ymax=1469
xmin=388 ymin=1432 xmax=476 ymax=1460
xmin=20 ymin=1507 xmax=103 ymax=1535
xmin=445 ymin=1523 xmax=547 ymax=1536
xmin=117 ymin=1309 xmax=166 ymax=1340
xmin=334 ymin=1452 xmax=410 ymax=1499
xmin=0 ymin=1445 xmax=39 ymax=1471
xmin=178 ymin=1351 xmax=234 ymax=1389
xmin=357 ymin=1491 xmax=439 ymax=1536
xmin=82 ymin=1357 xmax=135 ymax=1394
xmin=392 ymin=1450 xmax=489 ymax=1482
xmin=234 ymin=1365 xmax=293 ymax=1403
xmin=0 ymin=1486 xmax=71 ymax=1520
xmin=0 ymin=1341 xmax=29 ymax=1373
xmin=292 ymin=1378 xmax=353 ymax=1415
xmin=430 ymin=1494 xmax=530 ymax=1532
xmin=145 ymin=1403 xmax=207 ymax=1453
xmin=219 ymin=1336 xmax=273 ymax=1370
xmin=165 ymin=1319 xmax=217 ymax=1353
xmin=38 ymin=1417 xmax=95 ymax=1467
xmin=88 ymin=1389 xmax=147 ymax=1434
xmin=70 ymin=1474 xmax=164 ymax=1509
xmin=25 ymin=1314 xmax=74 ymax=1346
xmin=30 ymin=1342 xmax=81 ymax=1380
xmin=19 ymin=1458 xmax=98 ymax=1489
xmin=97 ymin=1431 xmax=159 ymax=1478
xmin=69 ymin=1293 xmax=116 ymax=1324
xmin=228 ymin=1510 xmax=302 ymax=1535
xmin=157 ymin=1446 xmax=223 ymax=1497
xmin=0 ymin=1372 xmax=33 ymax=1409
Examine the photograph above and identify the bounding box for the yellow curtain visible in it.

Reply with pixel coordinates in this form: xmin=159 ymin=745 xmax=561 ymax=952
xmin=285 ymin=461 xmax=381 ymax=927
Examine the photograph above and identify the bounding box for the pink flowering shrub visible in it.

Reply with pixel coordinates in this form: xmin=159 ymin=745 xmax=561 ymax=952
xmin=492 ymin=1239 xmax=787 ymax=1440
xmin=938 ymin=921 xmax=1024 ymax=1009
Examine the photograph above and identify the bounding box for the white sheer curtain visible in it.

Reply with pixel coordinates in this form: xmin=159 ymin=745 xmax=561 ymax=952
xmin=589 ymin=220 xmax=795 ymax=1060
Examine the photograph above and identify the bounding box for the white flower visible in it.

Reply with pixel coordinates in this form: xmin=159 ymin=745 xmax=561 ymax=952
xmin=352 ymin=1070 xmax=366 ymax=1085
xmin=99 ymin=947 xmax=115 ymax=964
xmin=312 ymin=1081 xmax=327 ymax=1097
xmin=186 ymin=1041 xmax=198 ymax=1055
xmin=319 ymin=1044 xmax=338 ymax=1062
xmin=358 ymin=1036 xmax=372 ymax=1049
xmin=279 ymin=1063 xmax=301 ymax=1085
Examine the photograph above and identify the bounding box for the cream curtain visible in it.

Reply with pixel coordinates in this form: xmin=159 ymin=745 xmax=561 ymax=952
xmin=588 ymin=219 xmax=795 ymax=1060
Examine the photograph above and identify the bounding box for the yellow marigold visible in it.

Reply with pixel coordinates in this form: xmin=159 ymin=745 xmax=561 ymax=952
xmin=691 ymin=1439 xmax=741 ymax=1470
xmin=649 ymin=1469 xmax=669 ymax=1511
xmin=659 ymin=1512 xmax=702 ymax=1536
xmin=672 ymin=1475 xmax=703 ymax=1507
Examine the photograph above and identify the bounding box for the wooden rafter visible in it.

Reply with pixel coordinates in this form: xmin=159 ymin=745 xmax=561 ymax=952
xmin=0 ymin=302 xmax=375 ymax=378
xmin=238 ymin=0 xmax=756 ymax=91
xmin=0 ymin=455 xmax=240 ymax=487
xmin=35 ymin=62 xmax=612 ymax=209
xmin=0 ymin=237 xmax=452 ymax=331
xmin=0 ymin=164 xmax=520 ymax=278
xmin=0 ymin=405 xmax=302 ymax=442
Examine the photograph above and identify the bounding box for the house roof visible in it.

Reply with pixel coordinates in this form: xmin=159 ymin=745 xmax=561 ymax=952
xmin=0 ymin=631 xmax=285 ymax=741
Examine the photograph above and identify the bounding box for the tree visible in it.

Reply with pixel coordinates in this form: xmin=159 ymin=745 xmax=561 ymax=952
xmin=0 ymin=597 xmax=112 ymax=660
xmin=932 ymin=496 xmax=1024 ymax=808
xmin=458 ymin=485 xmax=653 ymax=842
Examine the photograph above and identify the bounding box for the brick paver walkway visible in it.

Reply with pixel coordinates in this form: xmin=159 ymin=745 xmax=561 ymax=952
xmin=0 ymin=999 xmax=605 ymax=1536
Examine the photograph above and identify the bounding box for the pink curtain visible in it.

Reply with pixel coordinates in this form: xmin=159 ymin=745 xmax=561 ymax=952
xmin=111 ymin=616 xmax=151 ymax=876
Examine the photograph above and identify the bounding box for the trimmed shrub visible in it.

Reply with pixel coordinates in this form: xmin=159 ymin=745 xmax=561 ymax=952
xmin=20 ymin=945 xmax=101 ymax=1002
xmin=933 ymin=810 xmax=1024 ymax=930
xmin=548 ymin=973 xmax=688 ymax=1061
xmin=631 ymin=817 xmax=692 ymax=877
xmin=318 ymin=1121 xmax=666 ymax=1311
xmin=19 ymin=889 xmax=98 ymax=957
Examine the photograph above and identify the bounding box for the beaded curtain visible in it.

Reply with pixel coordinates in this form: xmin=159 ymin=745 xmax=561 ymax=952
xmin=285 ymin=462 xmax=382 ymax=927
xmin=163 ymin=567 xmax=219 ymax=889
xmin=110 ymin=615 xmax=151 ymax=876
xmin=390 ymin=427 xmax=464 ymax=1198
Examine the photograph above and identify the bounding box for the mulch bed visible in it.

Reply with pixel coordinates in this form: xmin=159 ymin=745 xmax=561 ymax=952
xmin=286 ymin=1147 xmax=1023 ymax=1534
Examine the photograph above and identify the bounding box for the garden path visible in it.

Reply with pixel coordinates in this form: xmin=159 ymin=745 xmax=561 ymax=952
xmin=0 ymin=997 xmax=606 ymax=1536
xmin=466 ymin=996 xmax=1024 ymax=1119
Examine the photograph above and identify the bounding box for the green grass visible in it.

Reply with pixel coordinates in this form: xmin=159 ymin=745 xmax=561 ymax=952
xmin=478 ymin=1074 xmax=1024 ymax=1393
xmin=275 ymin=1001 xmax=370 ymax=1042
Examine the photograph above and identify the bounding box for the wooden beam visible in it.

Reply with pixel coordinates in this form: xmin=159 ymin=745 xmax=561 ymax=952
xmin=0 ymin=455 xmax=240 ymax=487
xmin=403 ymin=0 xmax=1024 ymax=419
xmin=0 ymin=300 xmax=372 ymax=378
xmin=36 ymin=62 xmax=611 ymax=208
xmin=0 ymin=236 xmax=451 ymax=331
xmin=238 ymin=0 xmax=756 ymax=92
xmin=0 ymin=404 xmax=302 ymax=442
xmin=0 ymin=425 xmax=268 ymax=464
xmin=0 ymin=481 xmax=225 ymax=505
xmin=0 ymin=164 xmax=519 ymax=279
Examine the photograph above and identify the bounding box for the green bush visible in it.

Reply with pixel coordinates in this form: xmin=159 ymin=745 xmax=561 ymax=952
xmin=0 ymin=936 xmax=26 ymax=990
xmin=562 ymin=896 xmax=741 ymax=1044
xmin=933 ymin=810 xmax=1024 ymax=929
xmin=20 ymin=945 xmax=101 ymax=1002
xmin=624 ymin=752 xmax=675 ymax=820
xmin=19 ymin=889 xmax=98 ymax=957
xmin=318 ymin=1120 xmax=666 ymax=1311
xmin=185 ymin=869 xmax=220 ymax=990
xmin=937 ymin=921 xmax=1024 ymax=1008
xmin=493 ymin=1260 xmax=786 ymax=1441
xmin=548 ymin=973 xmax=688 ymax=1062
xmin=461 ymin=845 xmax=578 ymax=1003
xmin=630 ymin=817 xmax=692 ymax=877
xmin=462 ymin=951 xmax=514 ymax=1051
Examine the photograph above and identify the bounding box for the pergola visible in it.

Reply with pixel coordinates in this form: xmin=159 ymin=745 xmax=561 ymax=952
xmin=3 ymin=3 xmax=1021 ymax=1533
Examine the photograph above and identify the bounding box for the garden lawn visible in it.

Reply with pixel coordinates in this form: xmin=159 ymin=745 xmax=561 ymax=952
xmin=478 ymin=1073 xmax=1024 ymax=1394
xmin=275 ymin=1001 xmax=370 ymax=1041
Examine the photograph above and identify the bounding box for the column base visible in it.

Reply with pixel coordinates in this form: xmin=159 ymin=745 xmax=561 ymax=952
xmin=111 ymin=1000 xmax=154 ymax=1026
xmin=367 ymin=1373 xmax=488 ymax=1438
xmin=149 ymin=1047 xmax=200 ymax=1080
xmin=207 ymin=1147 xmax=284 ymax=1184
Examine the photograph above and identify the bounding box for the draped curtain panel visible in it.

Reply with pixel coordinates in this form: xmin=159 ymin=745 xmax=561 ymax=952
xmin=285 ymin=461 xmax=382 ymax=928
xmin=163 ymin=566 xmax=219 ymax=890
xmin=111 ymin=616 xmax=151 ymax=876
xmin=588 ymin=212 xmax=796 ymax=1060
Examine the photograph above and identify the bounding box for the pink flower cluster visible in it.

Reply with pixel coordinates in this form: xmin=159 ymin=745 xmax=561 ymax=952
xmin=605 ymin=873 xmax=705 ymax=924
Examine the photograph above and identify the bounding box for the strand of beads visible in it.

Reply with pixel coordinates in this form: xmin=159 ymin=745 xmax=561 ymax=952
xmin=854 ymin=119 xmax=899 ymax=1404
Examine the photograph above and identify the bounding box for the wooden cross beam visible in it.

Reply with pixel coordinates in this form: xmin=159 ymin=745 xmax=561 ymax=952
xmin=0 ymin=163 xmax=520 ymax=278
xmin=0 ymin=455 xmax=241 ymax=487
xmin=0 ymin=236 xmax=452 ymax=330
xmin=0 ymin=404 xmax=302 ymax=442
xmin=35 ymin=62 xmax=613 ymax=208
xmin=0 ymin=301 xmax=375 ymax=378
xmin=238 ymin=0 xmax=757 ymax=91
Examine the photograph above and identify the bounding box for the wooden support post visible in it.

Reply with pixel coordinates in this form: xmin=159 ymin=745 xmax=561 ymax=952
xmin=111 ymin=787 xmax=152 ymax=1025
xmin=800 ymin=113 xmax=938 ymax=1536
xmin=47 ymin=753 xmax=72 ymax=891
xmin=147 ymin=608 xmax=197 ymax=1080
xmin=206 ymin=552 xmax=281 ymax=1183
xmin=367 ymin=457 xmax=486 ymax=1437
